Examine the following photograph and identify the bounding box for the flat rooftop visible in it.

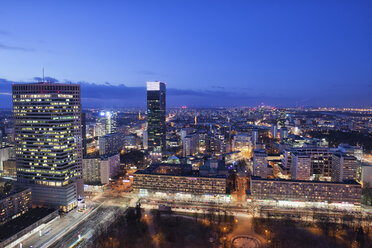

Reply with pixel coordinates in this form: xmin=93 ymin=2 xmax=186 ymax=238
xmin=135 ymin=163 xmax=226 ymax=179
xmin=251 ymin=176 xmax=361 ymax=185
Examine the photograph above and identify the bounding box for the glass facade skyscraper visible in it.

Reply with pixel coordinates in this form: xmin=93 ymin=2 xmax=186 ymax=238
xmin=147 ymin=81 xmax=166 ymax=156
xmin=12 ymin=82 xmax=83 ymax=212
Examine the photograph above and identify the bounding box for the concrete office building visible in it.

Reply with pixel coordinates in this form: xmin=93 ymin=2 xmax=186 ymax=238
xmin=253 ymin=150 xmax=268 ymax=178
xmin=12 ymin=83 xmax=83 ymax=212
xmin=182 ymin=133 xmax=199 ymax=157
xmin=252 ymin=129 xmax=258 ymax=145
xmin=279 ymin=127 xmax=288 ymax=140
xmin=271 ymin=124 xmax=278 ymax=139
xmin=2 ymin=159 xmax=16 ymax=178
xmin=82 ymin=153 xmax=120 ymax=185
xmin=99 ymin=133 xmax=125 ymax=155
xmin=250 ymin=176 xmax=361 ymax=205
xmin=338 ymin=144 xmax=363 ymax=161
xmin=0 ymin=187 xmax=32 ymax=224
xmin=0 ymin=146 xmax=15 ymax=171
xmin=282 ymin=147 xmax=334 ymax=178
xmin=232 ymin=133 xmax=252 ymax=153
xmin=291 ymin=152 xmax=311 ymax=180
xmin=134 ymin=163 xmax=226 ymax=195
xmin=332 ymin=153 xmax=358 ymax=182
xmin=142 ymin=130 xmax=148 ymax=149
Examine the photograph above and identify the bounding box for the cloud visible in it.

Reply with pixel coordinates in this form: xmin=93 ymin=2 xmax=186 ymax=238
xmin=0 ymin=43 xmax=34 ymax=52
xmin=0 ymin=77 xmax=371 ymax=108
xmin=33 ymin=77 xmax=59 ymax=83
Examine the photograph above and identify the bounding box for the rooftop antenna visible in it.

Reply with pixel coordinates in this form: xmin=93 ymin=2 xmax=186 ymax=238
xmin=42 ymin=67 xmax=45 ymax=82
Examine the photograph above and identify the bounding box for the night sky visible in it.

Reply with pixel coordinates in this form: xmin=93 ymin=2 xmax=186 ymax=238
xmin=1 ymin=0 xmax=371 ymax=108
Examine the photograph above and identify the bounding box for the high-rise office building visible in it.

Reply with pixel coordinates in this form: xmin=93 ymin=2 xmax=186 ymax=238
xmin=83 ymin=153 xmax=120 ymax=185
xmin=271 ymin=124 xmax=278 ymax=139
xmin=291 ymin=152 xmax=311 ymax=180
xmin=142 ymin=130 xmax=148 ymax=149
xmin=147 ymin=81 xmax=166 ymax=156
xmin=252 ymin=129 xmax=258 ymax=146
xmin=12 ymin=82 xmax=83 ymax=212
xmin=98 ymin=133 xmax=125 ymax=155
xmin=279 ymin=127 xmax=288 ymax=140
xmin=332 ymin=153 xmax=358 ymax=182
xmin=182 ymin=133 xmax=199 ymax=157
xmin=253 ymin=150 xmax=268 ymax=178
xmin=95 ymin=111 xmax=116 ymax=137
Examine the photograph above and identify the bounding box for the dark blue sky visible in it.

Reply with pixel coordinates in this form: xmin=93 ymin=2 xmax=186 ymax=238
xmin=0 ymin=0 xmax=371 ymax=107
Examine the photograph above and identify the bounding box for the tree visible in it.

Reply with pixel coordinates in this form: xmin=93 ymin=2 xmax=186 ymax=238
xmin=135 ymin=203 xmax=142 ymax=221
xmin=362 ymin=182 xmax=372 ymax=206
xmin=355 ymin=226 xmax=365 ymax=248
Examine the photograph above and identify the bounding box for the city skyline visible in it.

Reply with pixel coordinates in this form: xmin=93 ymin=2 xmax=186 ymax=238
xmin=0 ymin=77 xmax=371 ymax=108
xmin=1 ymin=2 xmax=372 ymax=248
xmin=1 ymin=1 xmax=372 ymax=107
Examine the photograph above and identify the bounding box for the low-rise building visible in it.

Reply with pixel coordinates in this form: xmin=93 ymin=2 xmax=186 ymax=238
xmin=232 ymin=133 xmax=252 ymax=154
xmin=83 ymin=153 xmax=120 ymax=185
xmin=134 ymin=163 xmax=226 ymax=195
xmin=0 ymin=187 xmax=32 ymax=224
xmin=338 ymin=144 xmax=363 ymax=161
xmin=0 ymin=146 xmax=15 ymax=172
xmin=2 ymin=159 xmax=16 ymax=178
xmin=250 ymin=176 xmax=361 ymax=205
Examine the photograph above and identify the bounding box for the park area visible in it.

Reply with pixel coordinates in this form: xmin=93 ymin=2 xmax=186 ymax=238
xmin=90 ymin=207 xmax=372 ymax=248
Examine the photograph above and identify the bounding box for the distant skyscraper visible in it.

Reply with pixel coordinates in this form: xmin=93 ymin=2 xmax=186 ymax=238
xmin=279 ymin=127 xmax=288 ymax=140
xmin=271 ymin=124 xmax=278 ymax=139
xmin=96 ymin=111 xmax=116 ymax=137
xmin=252 ymin=129 xmax=258 ymax=145
xmin=142 ymin=130 xmax=148 ymax=149
xmin=182 ymin=133 xmax=199 ymax=157
xmin=147 ymin=81 xmax=166 ymax=156
xmin=12 ymin=82 xmax=83 ymax=212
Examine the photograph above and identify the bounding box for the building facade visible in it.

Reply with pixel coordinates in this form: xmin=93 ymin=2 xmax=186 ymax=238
xmin=0 ymin=146 xmax=15 ymax=172
xmin=253 ymin=150 xmax=268 ymax=178
xmin=99 ymin=133 xmax=125 ymax=155
xmin=147 ymin=81 xmax=166 ymax=156
xmin=291 ymin=152 xmax=311 ymax=180
xmin=95 ymin=111 xmax=116 ymax=137
xmin=2 ymin=159 xmax=16 ymax=177
xmin=332 ymin=153 xmax=358 ymax=182
xmin=282 ymin=147 xmax=334 ymax=178
xmin=134 ymin=163 xmax=226 ymax=195
xmin=83 ymin=153 xmax=120 ymax=185
xmin=232 ymin=133 xmax=252 ymax=154
xmin=12 ymin=83 xmax=83 ymax=211
xmin=182 ymin=133 xmax=199 ymax=157
xmin=250 ymin=176 xmax=361 ymax=205
xmin=0 ymin=187 xmax=32 ymax=224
